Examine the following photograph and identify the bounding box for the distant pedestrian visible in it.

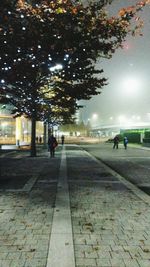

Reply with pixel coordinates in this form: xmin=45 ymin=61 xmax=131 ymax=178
xmin=39 ymin=136 xmax=42 ymax=144
xmin=113 ymin=135 xmax=119 ymax=149
xmin=61 ymin=135 xmax=65 ymax=145
xmin=123 ymin=136 xmax=128 ymax=149
xmin=36 ymin=136 xmax=39 ymax=143
xmin=48 ymin=134 xmax=58 ymax=157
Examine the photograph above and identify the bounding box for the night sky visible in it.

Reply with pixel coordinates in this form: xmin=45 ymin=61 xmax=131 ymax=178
xmin=80 ymin=0 xmax=150 ymax=127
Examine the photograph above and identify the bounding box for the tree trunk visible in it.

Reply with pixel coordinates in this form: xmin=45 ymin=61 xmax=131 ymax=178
xmin=48 ymin=124 xmax=53 ymax=137
xmin=43 ymin=121 xmax=47 ymax=148
xmin=30 ymin=115 xmax=36 ymax=157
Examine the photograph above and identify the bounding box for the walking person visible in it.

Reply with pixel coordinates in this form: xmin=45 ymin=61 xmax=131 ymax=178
xmin=113 ymin=135 xmax=119 ymax=149
xmin=48 ymin=134 xmax=58 ymax=158
xmin=39 ymin=136 xmax=42 ymax=144
xmin=123 ymin=136 xmax=128 ymax=149
xmin=61 ymin=135 xmax=65 ymax=145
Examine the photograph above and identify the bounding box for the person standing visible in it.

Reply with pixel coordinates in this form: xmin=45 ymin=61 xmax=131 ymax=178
xmin=48 ymin=134 xmax=58 ymax=157
xmin=113 ymin=135 xmax=119 ymax=149
xmin=123 ymin=136 xmax=128 ymax=149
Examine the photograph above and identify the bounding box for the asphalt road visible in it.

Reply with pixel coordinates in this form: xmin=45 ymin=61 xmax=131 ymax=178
xmin=80 ymin=142 xmax=150 ymax=195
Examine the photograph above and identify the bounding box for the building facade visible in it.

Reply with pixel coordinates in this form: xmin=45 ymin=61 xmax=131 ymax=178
xmin=0 ymin=104 xmax=44 ymax=145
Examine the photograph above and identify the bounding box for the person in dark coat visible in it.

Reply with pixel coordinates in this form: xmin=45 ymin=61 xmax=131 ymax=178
xmin=39 ymin=136 xmax=42 ymax=144
xmin=113 ymin=135 xmax=119 ymax=149
xmin=48 ymin=134 xmax=58 ymax=157
xmin=61 ymin=135 xmax=65 ymax=145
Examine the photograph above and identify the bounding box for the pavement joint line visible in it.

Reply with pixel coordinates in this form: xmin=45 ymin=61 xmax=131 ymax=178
xmin=83 ymin=149 xmax=150 ymax=206
xmin=118 ymin=156 xmax=150 ymax=160
xmin=22 ymin=175 xmax=38 ymax=192
xmin=0 ymin=151 xmax=17 ymax=158
xmin=46 ymin=145 xmax=75 ymax=267
xmin=69 ymin=180 xmax=121 ymax=183
xmin=0 ymin=175 xmax=38 ymax=193
xmin=38 ymin=179 xmax=57 ymax=183
xmin=138 ymin=183 xmax=150 ymax=187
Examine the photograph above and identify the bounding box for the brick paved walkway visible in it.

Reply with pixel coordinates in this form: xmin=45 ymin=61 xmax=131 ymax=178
xmin=67 ymin=145 xmax=150 ymax=267
xmin=0 ymin=145 xmax=150 ymax=267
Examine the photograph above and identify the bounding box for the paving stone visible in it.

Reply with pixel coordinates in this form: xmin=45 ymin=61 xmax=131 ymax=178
xmin=123 ymin=259 xmax=140 ymax=267
xmin=24 ymin=258 xmax=47 ymax=267
xmin=0 ymin=252 xmax=9 ymax=261
xmin=10 ymin=259 xmax=26 ymax=267
xmin=137 ymin=259 xmax=150 ymax=267
xmin=0 ymin=260 xmax=12 ymax=267
xmin=110 ymin=258 xmax=126 ymax=267
xmin=96 ymin=258 xmax=111 ymax=266
xmin=76 ymin=257 xmax=96 ymax=266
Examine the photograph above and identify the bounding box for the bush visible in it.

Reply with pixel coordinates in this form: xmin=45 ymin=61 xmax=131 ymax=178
xmin=143 ymin=138 xmax=150 ymax=143
xmin=144 ymin=132 xmax=150 ymax=138
xmin=121 ymin=132 xmax=141 ymax=143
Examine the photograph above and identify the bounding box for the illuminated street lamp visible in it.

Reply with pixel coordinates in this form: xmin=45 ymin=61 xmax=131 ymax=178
xmin=118 ymin=115 xmax=126 ymax=124
xmin=49 ymin=64 xmax=63 ymax=72
xmin=121 ymin=76 xmax=142 ymax=96
xmin=91 ymin=113 xmax=98 ymax=127
xmin=92 ymin=113 xmax=98 ymax=120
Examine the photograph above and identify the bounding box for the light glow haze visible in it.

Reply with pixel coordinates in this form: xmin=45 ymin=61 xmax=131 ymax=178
xmin=80 ymin=0 xmax=150 ymax=128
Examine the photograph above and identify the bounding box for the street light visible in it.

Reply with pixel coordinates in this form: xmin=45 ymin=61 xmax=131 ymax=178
xmin=92 ymin=113 xmax=98 ymax=120
xmin=49 ymin=64 xmax=63 ymax=72
xmin=91 ymin=113 xmax=98 ymax=127
xmin=121 ymin=77 xmax=141 ymax=96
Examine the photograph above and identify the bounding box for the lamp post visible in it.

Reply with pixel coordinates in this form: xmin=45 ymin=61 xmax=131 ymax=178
xmin=92 ymin=113 xmax=98 ymax=128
